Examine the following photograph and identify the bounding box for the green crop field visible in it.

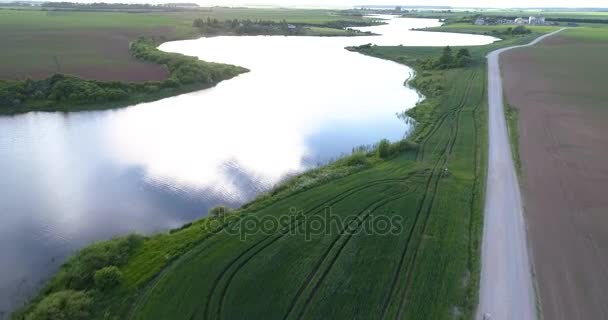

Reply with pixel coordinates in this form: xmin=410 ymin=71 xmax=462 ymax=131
xmin=0 ymin=8 xmax=366 ymax=81
xmin=428 ymin=23 xmax=559 ymax=35
xmin=403 ymin=9 xmax=608 ymax=21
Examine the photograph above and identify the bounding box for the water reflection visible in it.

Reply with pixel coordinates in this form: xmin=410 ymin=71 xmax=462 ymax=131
xmin=0 ymin=16 xmax=497 ymax=313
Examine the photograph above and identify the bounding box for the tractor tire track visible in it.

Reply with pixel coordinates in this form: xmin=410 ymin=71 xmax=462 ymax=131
xmin=202 ymin=178 xmax=408 ymax=319
xmin=282 ymin=189 xmax=409 ymax=320
xmin=395 ymin=70 xmax=478 ymax=319
xmin=380 ymin=69 xmax=477 ymax=319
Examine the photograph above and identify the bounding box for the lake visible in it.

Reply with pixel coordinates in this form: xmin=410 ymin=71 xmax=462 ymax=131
xmin=0 ymin=16 xmax=496 ymax=313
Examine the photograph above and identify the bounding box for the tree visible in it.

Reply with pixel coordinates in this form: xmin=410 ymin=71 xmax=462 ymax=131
xmin=209 ymin=205 xmax=231 ymax=218
xmin=93 ymin=266 xmax=122 ymax=291
xmin=438 ymin=46 xmax=454 ymax=69
xmin=25 ymin=290 xmax=92 ymax=320
xmin=455 ymin=48 xmax=472 ymax=67
xmin=512 ymin=25 xmax=531 ymax=35
xmin=377 ymin=139 xmax=391 ymax=159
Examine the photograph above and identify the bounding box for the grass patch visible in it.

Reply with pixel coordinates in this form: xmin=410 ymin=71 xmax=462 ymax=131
xmin=505 ymin=103 xmax=522 ymax=176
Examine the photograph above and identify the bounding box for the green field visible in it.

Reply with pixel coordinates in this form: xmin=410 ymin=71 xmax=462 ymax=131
xmin=403 ymin=9 xmax=608 ymax=21
xmin=413 ymin=22 xmax=560 ymax=42
xmin=0 ymin=8 xmax=368 ymax=81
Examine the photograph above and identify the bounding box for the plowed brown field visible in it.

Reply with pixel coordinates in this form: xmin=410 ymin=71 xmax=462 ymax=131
xmin=502 ymin=30 xmax=608 ymax=320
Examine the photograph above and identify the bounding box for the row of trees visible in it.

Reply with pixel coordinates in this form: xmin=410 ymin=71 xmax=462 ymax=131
xmin=0 ymin=38 xmax=247 ymax=112
xmin=418 ymin=46 xmax=472 ymax=70
xmin=192 ymin=18 xmax=379 ymax=36
xmin=193 ymin=18 xmax=305 ymax=36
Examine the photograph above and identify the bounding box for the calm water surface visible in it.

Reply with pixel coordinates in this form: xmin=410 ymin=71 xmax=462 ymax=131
xmin=0 ymin=17 xmax=496 ymax=313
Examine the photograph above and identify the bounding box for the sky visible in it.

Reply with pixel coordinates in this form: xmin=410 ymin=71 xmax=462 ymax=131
xmin=31 ymin=0 xmax=608 ymax=8
xmin=184 ymin=0 xmax=608 ymax=8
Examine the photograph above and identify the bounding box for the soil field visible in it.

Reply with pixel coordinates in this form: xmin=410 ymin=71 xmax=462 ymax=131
xmin=502 ymin=28 xmax=608 ymax=320
xmin=0 ymin=27 xmax=171 ymax=82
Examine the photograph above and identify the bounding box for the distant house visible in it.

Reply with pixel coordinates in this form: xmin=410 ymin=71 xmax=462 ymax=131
xmin=514 ymin=17 xmax=526 ymax=25
xmin=474 ymin=17 xmax=486 ymax=25
xmin=529 ymin=16 xmax=546 ymax=25
xmin=287 ymin=24 xmax=297 ymax=32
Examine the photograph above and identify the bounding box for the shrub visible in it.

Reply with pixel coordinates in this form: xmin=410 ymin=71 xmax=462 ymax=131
xmin=377 ymin=139 xmax=391 ymax=158
xmin=343 ymin=152 xmax=370 ymax=167
xmin=47 ymin=234 xmax=142 ymax=290
xmin=209 ymin=205 xmax=232 ymax=218
xmin=93 ymin=266 xmax=122 ymax=291
xmin=25 ymin=290 xmax=92 ymax=320
xmin=389 ymin=139 xmax=418 ymax=154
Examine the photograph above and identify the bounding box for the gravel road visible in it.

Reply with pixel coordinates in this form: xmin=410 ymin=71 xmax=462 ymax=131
xmin=477 ymin=29 xmax=565 ymax=320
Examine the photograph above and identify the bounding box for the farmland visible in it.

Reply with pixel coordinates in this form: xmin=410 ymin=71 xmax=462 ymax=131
xmin=501 ymin=26 xmax=608 ymax=320
xmin=402 ymin=9 xmax=608 ymax=22
xmin=14 ymin=32 xmax=495 ymax=319
xmin=0 ymin=8 xmax=369 ymax=81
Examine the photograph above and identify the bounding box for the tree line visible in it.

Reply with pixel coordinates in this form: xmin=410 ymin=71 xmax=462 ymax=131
xmin=192 ymin=18 xmax=380 ymax=36
xmin=192 ymin=18 xmax=306 ymax=36
xmin=418 ymin=46 xmax=472 ymax=70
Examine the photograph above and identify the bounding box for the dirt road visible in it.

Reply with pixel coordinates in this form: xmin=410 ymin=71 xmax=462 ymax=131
xmin=477 ymin=29 xmax=564 ymax=320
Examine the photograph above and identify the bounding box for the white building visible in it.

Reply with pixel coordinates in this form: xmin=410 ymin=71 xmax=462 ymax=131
xmin=514 ymin=17 xmax=526 ymax=24
xmin=529 ymin=16 xmax=546 ymax=25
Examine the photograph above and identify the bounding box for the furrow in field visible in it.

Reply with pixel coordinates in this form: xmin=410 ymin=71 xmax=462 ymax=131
xmin=395 ymin=70 xmax=479 ymax=318
xmin=281 ymin=189 xmax=409 ymax=320
xmin=381 ymin=69 xmax=477 ymax=319
xmin=202 ymin=178 xmax=409 ymax=320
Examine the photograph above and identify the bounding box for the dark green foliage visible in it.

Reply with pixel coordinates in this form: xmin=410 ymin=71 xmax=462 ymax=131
xmin=377 ymin=138 xmax=391 ymax=158
xmin=511 ymin=25 xmax=532 ymax=35
xmin=377 ymin=138 xmax=417 ymax=159
xmin=343 ymin=151 xmax=369 ymax=166
xmin=24 ymin=290 xmax=92 ymax=320
xmin=456 ymin=48 xmax=472 ymax=67
xmin=209 ymin=205 xmax=232 ymax=218
xmin=414 ymin=46 xmax=472 ymax=70
xmin=438 ymin=45 xmax=454 ymax=68
xmin=191 ymin=18 xmax=379 ymax=36
xmin=93 ymin=266 xmax=122 ymax=291
xmin=46 ymin=234 xmax=142 ymax=291
xmin=193 ymin=18 xmax=303 ymax=35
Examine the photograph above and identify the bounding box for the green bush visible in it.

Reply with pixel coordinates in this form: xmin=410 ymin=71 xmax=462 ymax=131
xmin=343 ymin=152 xmax=370 ymax=167
xmin=209 ymin=205 xmax=232 ymax=218
xmin=93 ymin=266 xmax=122 ymax=291
xmin=389 ymin=139 xmax=418 ymax=154
xmin=25 ymin=290 xmax=92 ymax=320
xmin=377 ymin=139 xmax=391 ymax=158
xmin=47 ymin=234 xmax=142 ymax=291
